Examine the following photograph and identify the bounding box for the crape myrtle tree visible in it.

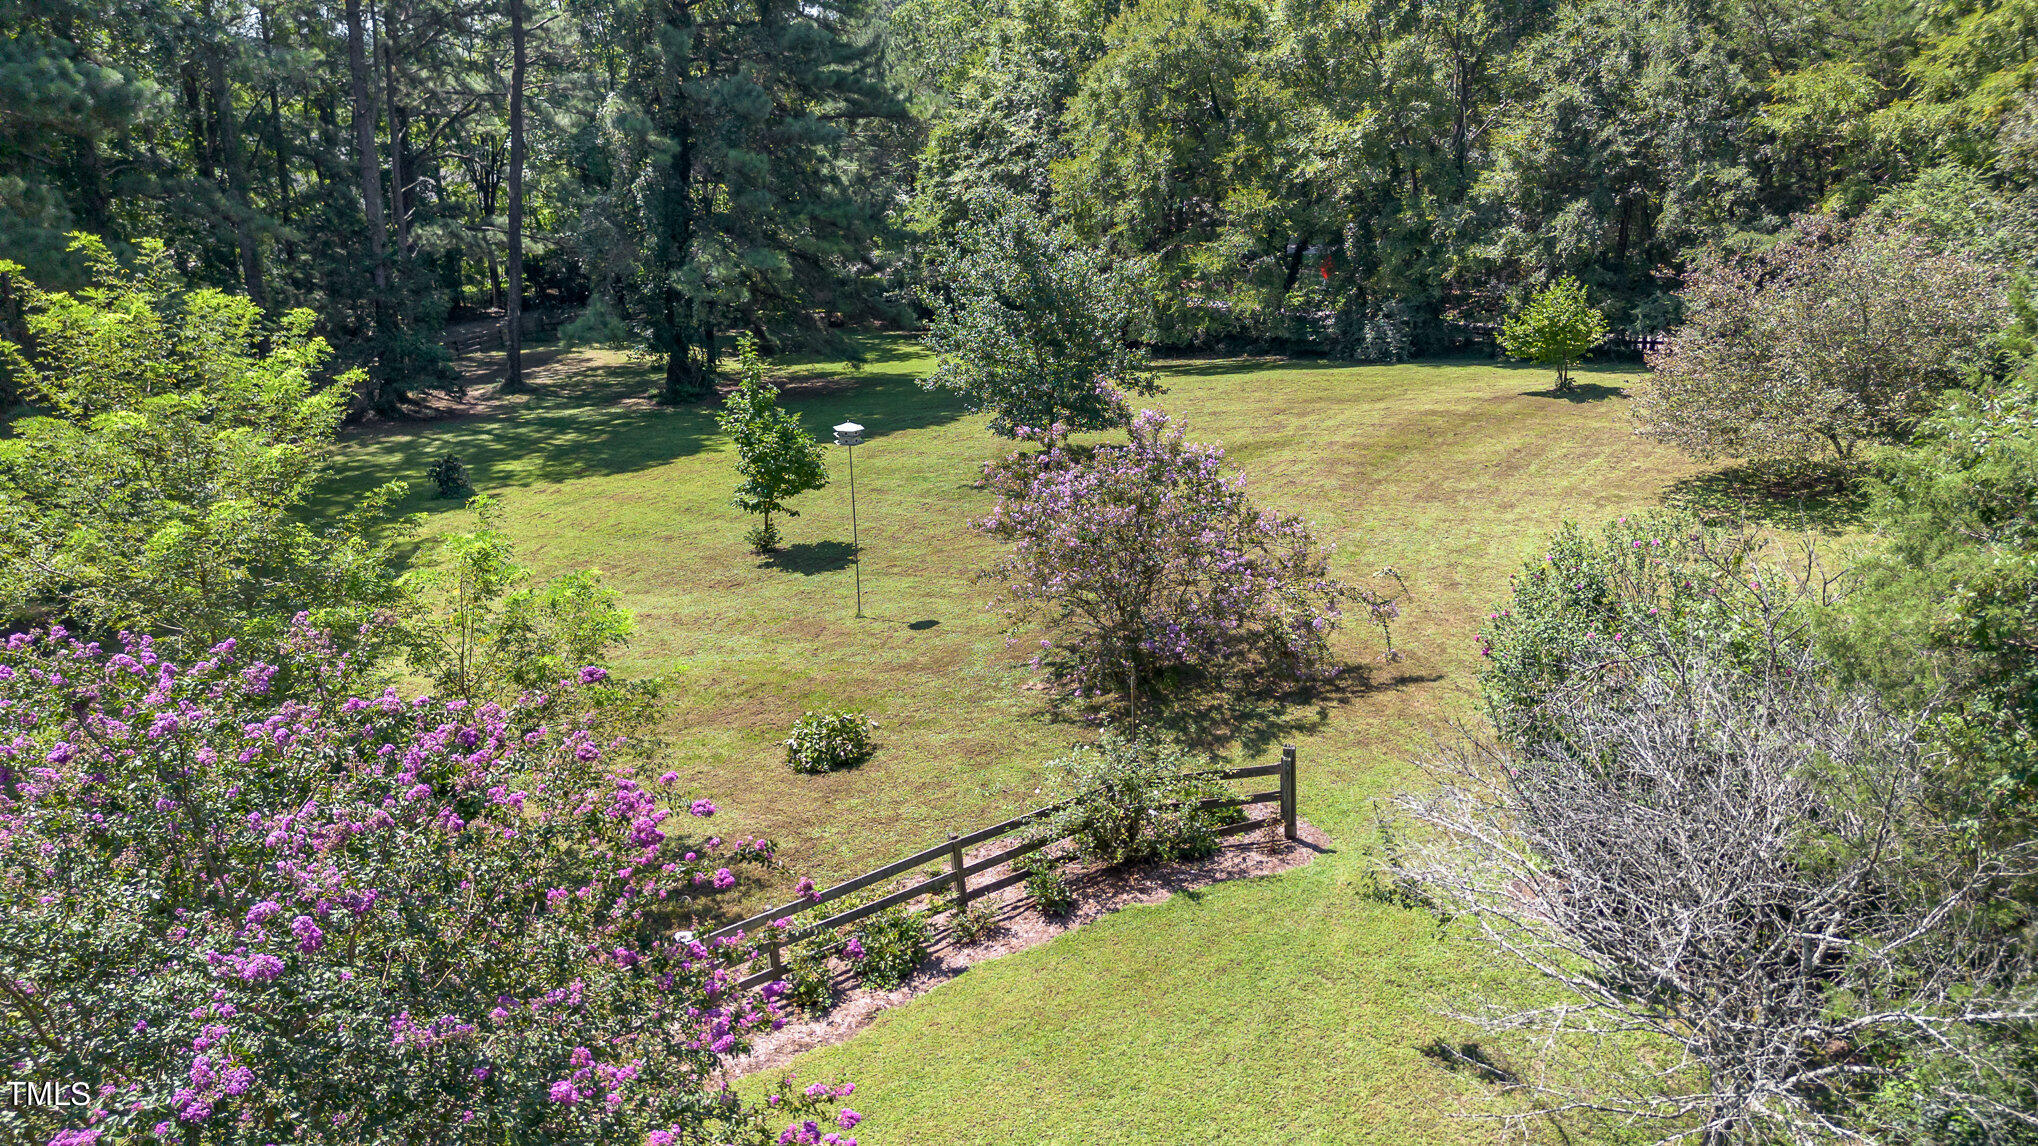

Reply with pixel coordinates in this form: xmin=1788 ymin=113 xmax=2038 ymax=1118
xmin=1497 ymin=275 xmax=1608 ymax=392
xmin=717 ymin=335 xmax=829 ymax=552
xmin=0 ymin=619 xmax=869 ymax=1145
xmin=1400 ymin=518 xmax=2038 ymax=1143
xmin=1634 ymin=215 xmax=2009 ymax=468
xmin=921 ymin=193 xmax=1161 ymax=438
xmin=0 ymin=239 xmax=408 ymax=655
xmin=977 ymin=409 xmax=1403 ymax=721
xmin=573 ymin=0 xmax=903 ymax=404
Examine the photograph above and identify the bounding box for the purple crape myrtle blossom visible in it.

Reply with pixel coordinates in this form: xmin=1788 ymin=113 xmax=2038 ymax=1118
xmin=978 ymin=410 xmax=1404 ymax=717
xmin=0 ymin=617 xmax=857 ymax=1145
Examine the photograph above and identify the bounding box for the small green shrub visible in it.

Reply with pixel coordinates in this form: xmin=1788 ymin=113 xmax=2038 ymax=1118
xmin=1475 ymin=512 xmax=1795 ymax=746
xmin=846 ymin=906 xmax=930 ymax=989
xmin=1017 ymin=852 xmax=1075 ymax=917
xmin=745 ymin=519 xmax=784 ymax=554
xmin=1040 ymin=733 xmax=1231 ymax=866
xmin=428 ymin=453 xmax=473 ymax=498
xmin=947 ymin=902 xmax=999 ymax=946
xmin=780 ymin=935 xmax=838 ymax=1014
xmin=785 ymin=709 xmax=879 ymax=774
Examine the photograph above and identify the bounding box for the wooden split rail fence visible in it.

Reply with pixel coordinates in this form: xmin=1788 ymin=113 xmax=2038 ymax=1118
xmin=702 ymin=747 xmax=1301 ymax=990
xmin=1449 ymin=322 xmax=1668 ymax=357
xmin=441 ymin=309 xmax=568 ymax=358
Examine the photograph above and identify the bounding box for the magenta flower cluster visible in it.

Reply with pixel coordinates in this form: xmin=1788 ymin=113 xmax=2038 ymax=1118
xmin=0 ymin=617 xmax=856 ymax=1145
xmin=978 ymin=410 xmax=1389 ymax=704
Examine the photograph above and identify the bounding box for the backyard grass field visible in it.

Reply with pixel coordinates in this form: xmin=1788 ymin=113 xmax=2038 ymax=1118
xmin=328 ymin=337 xmax=1712 ymax=1143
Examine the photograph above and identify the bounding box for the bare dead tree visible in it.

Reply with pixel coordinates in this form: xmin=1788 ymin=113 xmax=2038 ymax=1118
xmin=1395 ymin=589 xmax=2038 ymax=1142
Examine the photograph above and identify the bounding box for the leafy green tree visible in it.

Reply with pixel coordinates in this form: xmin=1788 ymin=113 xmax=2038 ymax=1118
xmin=1471 ymin=0 xmax=1755 ymax=318
xmin=716 ymin=335 xmax=829 ymax=552
xmin=1497 ymin=275 xmax=1608 ymax=392
xmin=902 ymin=0 xmax=1109 ymax=239
xmin=1635 ymin=216 xmax=2007 ymax=465
xmin=922 ymin=194 xmax=1159 ymax=438
xmin=0 ymin=237 xmax=407 ymax=653
xmin=573 ymin=0 xmax=902 ymax=403
xmin=0 ymin=0 xmax=157 ymax=288
xmin=1899 ymin=0 xmax=2038 ymax=165
xmin=398 ymin=496 xmax=638 ymax=701
xmin=1826 ymin=367 xmax=2038 ymax=831
xmin=1756 ymin=60 xmax=1888 ymax=212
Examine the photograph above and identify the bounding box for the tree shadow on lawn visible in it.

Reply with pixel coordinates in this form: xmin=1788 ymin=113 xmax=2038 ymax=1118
xmin=1137 ymin=663 xmax=1445 ymax=758
xmin=1661 ymin=460 xmax=1870 ymax=533
xmin=318 ymin=367 xmax=973 ymax=517
xmin=1418 ymin=1040 xmax=1522 ymax=1088
xmin=1518 ymin=381 xmax=1628 ymax=402
xmin=760 ymin=540 xmax=858 ymax=575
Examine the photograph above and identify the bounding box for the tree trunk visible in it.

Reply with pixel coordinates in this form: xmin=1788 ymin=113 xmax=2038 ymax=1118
xmin=259 ymin=6 xmax=292 ymax=230
xmin=657 ymin=132 xmax=714 ymax=402
xmin=502 ymin=0 xmax=530 ymax=391
xmin=1280 ymin=234 xmax=1308 ymax=296
xmin=345 ymin=0 xmax=388 ymax=292
xmin=375 ymin=0 xmax=409 ymax=257
xmin=205 ymin=0 xmax=266 ymax=308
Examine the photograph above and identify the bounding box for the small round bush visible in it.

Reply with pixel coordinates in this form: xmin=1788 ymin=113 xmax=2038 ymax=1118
xmin=1017 ymin=853 xmax=1076 ymax=917
xmin=948 ymin=902 xmax=1000 ymax=946
xmin=428 ymin=452 xmax=473 ymax=498
xmin=786 ymin=709 xmax=879 ymax=774
xmin=846 ymin=906 xmax=931 ymax=989
xmin=781 ymin=937 xmax=839 ymax=1015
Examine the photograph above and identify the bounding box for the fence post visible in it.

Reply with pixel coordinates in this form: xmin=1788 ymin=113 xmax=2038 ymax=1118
xmin=948 ymin=832 xmax=968 ymax=913
xmin=766 ymin=934 xmax=785 ymax=980
xmin=1280 ymin=745 xmax=1298 ymax=842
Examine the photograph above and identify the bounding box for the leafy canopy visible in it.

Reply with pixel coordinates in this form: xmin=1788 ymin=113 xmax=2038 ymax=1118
xmin=0 ymin=236 xmax=407 ymax=653
xmin=977 ymin=409 xmax=1398 ymax=720
xmin=715 ymin=335 xmax=829 ymax=551
xmin=1826 ymin=367 xmax=2038 ymax=826
xmin=1634 ymin=216 xmax=2008 ymax=464
xmin=1497 ymin=275 xmax=1609 ymax=391
xmin=922 ymin=193 xmax=1161 ymax=438
xmin=0 ymin=621 xmax=859 ymax=1145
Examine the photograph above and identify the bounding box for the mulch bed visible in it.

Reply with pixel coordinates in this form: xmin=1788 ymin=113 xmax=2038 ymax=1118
xmin=722 ymin=808 xmax=1334 ymax=1079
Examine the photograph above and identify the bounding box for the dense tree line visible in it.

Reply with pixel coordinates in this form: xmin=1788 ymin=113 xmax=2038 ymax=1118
xmin=903 ymin=0 xmax=2038 ymax=352
xmin=0 ymin=0 xmax=910 ymax=411
xmin=5 ymin=0 xmax=2034 ymax=408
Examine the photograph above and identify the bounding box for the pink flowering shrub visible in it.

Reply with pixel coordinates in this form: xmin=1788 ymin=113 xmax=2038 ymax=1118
xmin=0 ymin=619 xmax=860 ymax=1145
xmin=978 ymin=410 xmax=1402 ymax=716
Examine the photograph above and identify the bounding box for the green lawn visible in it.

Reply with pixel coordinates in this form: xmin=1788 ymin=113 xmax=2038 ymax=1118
xmin=329 ymin=336 xmax=1704 ymax=1142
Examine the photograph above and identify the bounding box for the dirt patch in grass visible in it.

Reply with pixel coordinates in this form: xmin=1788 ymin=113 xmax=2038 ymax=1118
xmin=723 ymin=807 xmax=1333 ymax=1081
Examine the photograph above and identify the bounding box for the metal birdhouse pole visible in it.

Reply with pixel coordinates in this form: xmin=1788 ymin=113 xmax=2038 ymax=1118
xmin=833 ymin=422 xmax=864 ymax=617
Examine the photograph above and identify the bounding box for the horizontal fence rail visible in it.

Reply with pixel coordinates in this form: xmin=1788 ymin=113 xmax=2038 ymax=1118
xmin=1450 ymin=322 xmax=1668 ymax=356
xmin=441 ymin=308 xmax=570 ymax=358
xmin=703 ymin=747 xmax=1300 ymax=990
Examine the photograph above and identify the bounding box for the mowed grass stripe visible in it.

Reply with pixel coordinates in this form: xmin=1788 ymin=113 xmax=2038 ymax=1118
xmin=328 ymin=337 xmax=1698 ymax=1141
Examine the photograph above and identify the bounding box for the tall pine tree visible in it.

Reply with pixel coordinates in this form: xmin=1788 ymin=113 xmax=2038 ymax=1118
xmin=575 ymin=0 xmax=901 ymax=403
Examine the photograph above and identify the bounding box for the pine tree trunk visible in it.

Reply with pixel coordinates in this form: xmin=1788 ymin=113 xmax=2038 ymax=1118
xmin=502 ymin=0 xmax=530 ymax=391
xmin=205 ymin=0 xmax=266 ymax=308
xmin=345 ymin=0 xmax=388 ymax=292
xmin=345 ymin=0 xmax=389 ymax=414
xmin=376 ymin=0 xmax=409 ymax=258
xmin=260 ymin=6 xmax=292 ymax=230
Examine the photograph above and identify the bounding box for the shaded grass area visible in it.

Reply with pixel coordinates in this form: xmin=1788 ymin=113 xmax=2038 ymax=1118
xmin=328 ymin=340 xmax=1697 ymax=1141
